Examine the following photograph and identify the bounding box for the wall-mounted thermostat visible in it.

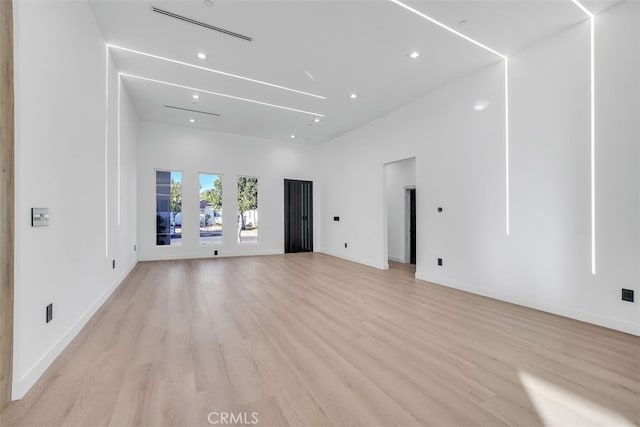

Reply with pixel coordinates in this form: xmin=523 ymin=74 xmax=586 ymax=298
xmin=32 ymin=208 xmax=50 ymax=227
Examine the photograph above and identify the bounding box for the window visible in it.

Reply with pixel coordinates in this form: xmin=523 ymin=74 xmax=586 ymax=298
xmin=199 ymin=173 xmax=223 ymax=245
xmin=156 ymin=170 xmax=182 ymax=246
xmin=237 ymin=176 xmax=258 ymax=244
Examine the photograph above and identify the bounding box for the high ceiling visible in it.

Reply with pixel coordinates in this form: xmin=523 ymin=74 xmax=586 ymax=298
xmin=88 ymin=0 xmax=620 ymax=144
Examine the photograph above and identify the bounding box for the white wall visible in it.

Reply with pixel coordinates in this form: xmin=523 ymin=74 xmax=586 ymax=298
xmin=385 ymin=158 xmax=416 ymax=263
xmin=320 ymin=1 xmax=639 ymax=335
xmin=12 ymin=0 xmax=138 ymax=398
xmin=137 ymin=122 xmax=320 ymax=260
xmin=595 ymin=1 xmax=640 ymax=316
xmin=320 ymin=58 xmax=505 ymax=271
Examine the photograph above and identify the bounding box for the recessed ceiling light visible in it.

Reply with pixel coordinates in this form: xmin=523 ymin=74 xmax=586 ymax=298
xmin=203 ymin=0 xmax=214 ymax=6
xmin=290 ymin=134 xmax=296 ymax=139
xmin=458 ymin=19 xmax=468 ymax=25
xmin=408 ymin=51 xmax=420 ymax=59
xmin=473 ymin=100 xmax=489 ymax=111
xmin=189 ymin=118 xmax=196 ymax=123
xmin=197 ymin=52 xmax=207 ymax=60
xmin=313 ymin=118 xmax=321 ymax=123
xmin=192 ymin=94 xmax=199 ymax=100
xmin=349 ymin=93 xmax=358 ymax=99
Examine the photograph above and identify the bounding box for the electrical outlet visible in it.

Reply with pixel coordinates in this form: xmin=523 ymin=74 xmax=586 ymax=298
xmin=344 ymin=242 xmax=348 ymax=248
xmin=46 ymin=304 xmax=53 ymax=323
xmin=622 ymin=289 xmax=634 ymax=302
xmin=112 ymin=259 xmax=116 ymax=269
xmin=214 ymin=250 xmax=218 ymax=256
xmin=134 ymin=244 xmax=137 ymax=252
xmin=437 ymin=258 xmax=443 ymax=266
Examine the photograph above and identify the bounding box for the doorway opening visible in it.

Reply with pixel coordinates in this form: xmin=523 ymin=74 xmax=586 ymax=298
xmin=407 ymin=188 xmax=416 ymax=264
xmin=284 ymin=179 xmax=313 ymax=253
xmin=383 ymin=157 xmax=416 ymax=267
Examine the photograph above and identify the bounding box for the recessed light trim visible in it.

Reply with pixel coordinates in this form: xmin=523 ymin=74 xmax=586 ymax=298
xmin=119 ymin=73 xmax=324 ymax=118
xmin=106 ymin=44 xmax=326 ymax=100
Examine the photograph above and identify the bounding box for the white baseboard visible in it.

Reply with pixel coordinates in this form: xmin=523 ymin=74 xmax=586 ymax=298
xmin=12 ymin=260 xmax=139 ymax=400
xmin=139 ymin=250 xmax=282 ymax=262
xmin=415 ymin=272 xmax=640 ymax=337
xmin=320 ymin=250 xmax=388 ymax=270
xmin=388 ymin=256 xmax=406 ymax=263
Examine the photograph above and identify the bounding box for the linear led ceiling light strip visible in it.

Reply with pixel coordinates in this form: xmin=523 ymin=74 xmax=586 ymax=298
xmin=571 ymin=0 xmax=596 ymax=274
xmin=107 ymin=44 xmax=326 ymax=100
xmin=104 ymin=46 xmax=110 ymax=257
xmin=117 ymin=76 xmax=122 ymax=226
xmin=119 ymin=73 xmax=325 ymax=118
xmin=388 ymin=0 xmax=510 ymax=235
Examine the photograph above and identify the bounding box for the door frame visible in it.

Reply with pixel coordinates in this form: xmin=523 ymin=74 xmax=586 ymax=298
xmin=0 ymin=0 xmax=15 ymax=408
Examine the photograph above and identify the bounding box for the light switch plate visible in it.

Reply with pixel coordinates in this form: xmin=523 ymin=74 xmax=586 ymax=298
xmin=32 ymin=208 xmax=50 ymax=227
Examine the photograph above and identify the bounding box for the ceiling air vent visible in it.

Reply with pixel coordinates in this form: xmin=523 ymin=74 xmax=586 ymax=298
xmin=164 ymin=105 xmax=221 ymax=117
xmin=151 ymin=6 xmax=252 ymax=42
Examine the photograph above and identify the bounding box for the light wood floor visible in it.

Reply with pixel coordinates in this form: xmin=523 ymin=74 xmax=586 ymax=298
xmin=1 ymin=253 xmax=638 ymax=426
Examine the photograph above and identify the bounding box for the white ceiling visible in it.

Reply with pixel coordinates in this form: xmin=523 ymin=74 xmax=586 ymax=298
xmin=88 ymin=0 xmax=620 ymax=144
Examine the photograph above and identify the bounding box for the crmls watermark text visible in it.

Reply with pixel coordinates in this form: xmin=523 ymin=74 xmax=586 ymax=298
xmin=207 ymin=411 xmax=259 ymax=425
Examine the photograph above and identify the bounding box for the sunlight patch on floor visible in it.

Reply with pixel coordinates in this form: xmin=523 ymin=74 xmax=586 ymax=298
xmin=519 ymin=371 xmax=635 ymax=427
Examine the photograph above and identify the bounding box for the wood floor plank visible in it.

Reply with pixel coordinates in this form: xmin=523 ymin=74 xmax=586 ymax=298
xmin=1 ymin=253 xmax=638 ymax=426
